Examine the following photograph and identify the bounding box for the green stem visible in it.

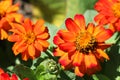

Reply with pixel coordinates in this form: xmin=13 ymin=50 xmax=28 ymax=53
xmin=45 ymin=49 xmax=58 ymax=61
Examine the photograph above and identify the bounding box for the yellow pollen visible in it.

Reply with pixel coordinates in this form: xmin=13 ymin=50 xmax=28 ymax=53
xmin=112 ymin=3 xmax=120 ymax=18
xmin=23 ymin=32 xmax=36 ymax=44
xmin=75 ymin=31 xmax=97 ymax=54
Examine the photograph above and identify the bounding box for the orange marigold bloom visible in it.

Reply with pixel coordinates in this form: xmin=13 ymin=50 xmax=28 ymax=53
xmin=8 ymin=18 xmax=50 ymax=61
xmin=0 ymin=0 xmax=23 ymax=40
xmin=53 ymin=14 xmax=113 ymax=77
xmin=94 ymin=0 xmax=120 ymax=32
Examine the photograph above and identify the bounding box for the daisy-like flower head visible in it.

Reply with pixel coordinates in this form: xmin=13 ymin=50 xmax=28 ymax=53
xmin=8 ymin=18 xmax=50 ymax=61
xmin=53 ymin=14 xmax=113 ymax=77
xmin=0 ymin=0 xmax=23 ymax=40
xmin=94 ymin=0 xmax=120 ymax=32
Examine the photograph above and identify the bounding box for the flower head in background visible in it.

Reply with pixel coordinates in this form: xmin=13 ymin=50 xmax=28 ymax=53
xmin=0 ymin=68 xmax=29 ymax=80
xmin=0 ymin=0 xmax=23 ymax=40
xmin=94 ymin=0 xmax=120 ymax=32
xmin=53 ymin=14 xmax=113 ymax=77
xmin=0 ymin=68 xmax=18 ymax=80
xmin=8 ymin=18 xmax=50 ymax=61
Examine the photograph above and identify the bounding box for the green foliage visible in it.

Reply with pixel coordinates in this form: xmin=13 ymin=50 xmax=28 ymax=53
xmin=30 ymin=0 xmax=97 ymax=26
xmin=0 ymin=0 xmax=120 ymax=80
xmin=92 ymin=74 xmax=110 ymax=80
xmin=84 ymin=10 xmax=98 ymax=24
xmin=35 ymin=59 xmax=58 ymax=80
xmin=66 ymin=0 xmax=97 ymax=18
xmin=13 ymin=64 xmax=37 ymax=80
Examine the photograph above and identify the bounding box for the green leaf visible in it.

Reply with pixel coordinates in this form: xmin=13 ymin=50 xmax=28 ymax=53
xmin=116 ymin=76 xmax=120 ymax=80
xmin=92 ymin=74 xmax=110 ymax=80
xmin=92 ymin=74 xmax=99 ymax=80
xmin=37 ymin=73 xmax=57 ymax=80
xmin=66 ymin=0 xmax=97 ymax=18
xmin=84 ymin=10 xmax=98 ymax=24
xmin=13 ymin=64 xmax=37 ymax=80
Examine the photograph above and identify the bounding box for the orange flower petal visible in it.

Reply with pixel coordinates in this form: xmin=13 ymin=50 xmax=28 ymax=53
xmin=59 ymin=53 xmax=72 ymax=66
xmin=22 ymin=51 xmax=29 ymax=61
xmin=74 ymin=14 xmax=85 ymax=30
xmin=37 ymin=32 xmax=49 ymax=40
xmin=65 ymin=18 xmax=80 ymax=33
xmin=9 ymin=29 xmax=22 ymax=35
xmin=61 ymin=62 xmax=73 ymax=70
xmin=9 ymin=13 xmax=23 ymax=23
xmin=34 ymin=19 xmax=45 ymax=35
xmin=53 ymin=35 xmax=64 ymax=45
xmin=94 ymin=14 xmax=104 ymax=24
xmin=73 ymin=52 xmax=84 ymax=66
xmin=23 ymin=18 xmax=32 ymax=32
xmin=93 ymin=25 xmax=105 ymax=36
xmin=12 ymin=40 xmax=25 ymax=55
xmin=84 ymin=53 xmax=98 ymax=69
xmin=75 ymin=67 xmax=84 ymax=77
xmin=6 ymin=3 xmax=19 ymax=13
xmin=96 ymin=29 xmax=113 ymax=42
xmin=17 ymin=45 xmax=27 ymax=54
xmin=97 ymin=43 xmax=112 ymax=50
xmin=34 ymin=40 xmax=43 ymax=51
xmin=28 ymin=44 xmax=35 ymax=57
xmin=8 ymin=34 xmax=20 ymax=42
xmin=0 ymin=0 xmax=12 ymax=11
xmin=38 ymin=39 xmax=49 ymax=48
xmin=0 ymin=29 xmax=8 ymax=40
xmin=96 ymin=49 xmax=110 ymax=60
xmin=87 ymin=23 xmax=94 ymax=34
xmin=109 ymin=23 xmax=116 ymax=33
xmin=53 ymin=48 xmax=65 ymax=56
xmin=59 ymin=42 xmax=76 ymax=52
xmin=58 ymin=30 xmax=76 ymax=42
xmin=11 ymin=23 xmax=26 ymax=33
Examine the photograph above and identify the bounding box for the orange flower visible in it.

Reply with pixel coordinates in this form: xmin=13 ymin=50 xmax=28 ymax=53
xmin=0 ymin=0 xmax=23 ymax=40
xmin=94 ymin=0 xmax=120 ymax=32
xmin=8 ymin=18 xmax=50 ymax=61
xmin=53 ymin=14 xmax=113 ymax=77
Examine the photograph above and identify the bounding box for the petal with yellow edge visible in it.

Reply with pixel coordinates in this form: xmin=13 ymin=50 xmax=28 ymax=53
xmin=97 ymin=49 xmax=110 ymax=60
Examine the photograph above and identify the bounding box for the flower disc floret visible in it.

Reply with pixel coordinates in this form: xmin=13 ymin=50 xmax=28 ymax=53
xmin=75 ymin=31 xmax=97 ymax=54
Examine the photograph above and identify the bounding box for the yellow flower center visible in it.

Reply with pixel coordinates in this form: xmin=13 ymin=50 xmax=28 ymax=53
xmin=75 ymin=31 xmax=97 ymax=54
xmin=112 ymin=2 xmax=120 ymax=18
xmin=23 ymin=32 xmax=36 ymax=44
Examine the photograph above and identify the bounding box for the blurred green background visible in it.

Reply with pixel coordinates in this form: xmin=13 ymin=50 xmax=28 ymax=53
xmin=17 ymin=0 xmax=97 ymax=27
